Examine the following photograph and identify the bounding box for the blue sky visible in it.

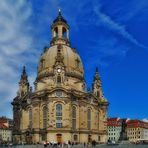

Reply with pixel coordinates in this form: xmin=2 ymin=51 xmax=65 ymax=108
xmin=0 ymin=0 xmax=148 ymax=119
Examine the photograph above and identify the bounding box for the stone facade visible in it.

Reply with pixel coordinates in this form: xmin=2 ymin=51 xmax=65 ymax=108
xmin=12 ymin=10 xmax=109 ymax=144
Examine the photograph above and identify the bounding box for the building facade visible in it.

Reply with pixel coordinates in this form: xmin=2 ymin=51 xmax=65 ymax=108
xmin=107 ymin=117 xmax=129 ymax=142
xmin=127 ymin=120 xmax=148 ymax=142
xmin=0 ymin=123 xmax=12 ymax=143
xmin=12 ymin=10 xmax=109 ymax=144
xmin=0 ymin=117 xmax=13 ymax=143
xmin=107 ymin=118 xmax=122 ymax=142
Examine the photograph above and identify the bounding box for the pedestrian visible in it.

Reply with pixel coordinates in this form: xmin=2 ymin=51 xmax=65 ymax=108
xmin=44 ymin=141 xmax=47 ymax=148
xmin=84 ymin=142 xmax=86 ymax=147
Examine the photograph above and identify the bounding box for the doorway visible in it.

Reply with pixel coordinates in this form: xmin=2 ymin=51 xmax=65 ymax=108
xmin=56 ymin=134 xmax=62 ymax=143
xmin=88 ymin=135 xmax=92 ymax=143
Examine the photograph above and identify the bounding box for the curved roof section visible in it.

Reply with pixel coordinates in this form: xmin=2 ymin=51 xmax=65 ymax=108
xmin=53 ymin=9 xmax=67 ymax=24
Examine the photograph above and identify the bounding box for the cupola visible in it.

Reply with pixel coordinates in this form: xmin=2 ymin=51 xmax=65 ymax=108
xmin=50 ymin=9 xmax=70 ymax=46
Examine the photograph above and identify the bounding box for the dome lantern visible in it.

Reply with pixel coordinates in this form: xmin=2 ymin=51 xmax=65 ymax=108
xmin=50 ymin=9 xmax=70 ymax=46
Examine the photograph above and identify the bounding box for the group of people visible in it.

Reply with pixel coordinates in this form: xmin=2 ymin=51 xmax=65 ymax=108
xmin=83 ymin=140 xmax=97 ymax=147
xmin=43 ymin=140 xmax=97 ymax=147
xmin=43 ymin=140 xmax=74 ymax=147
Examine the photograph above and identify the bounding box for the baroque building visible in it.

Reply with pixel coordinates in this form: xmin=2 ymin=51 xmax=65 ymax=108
xmin=12 ymin=10 xmax=108 ymax=144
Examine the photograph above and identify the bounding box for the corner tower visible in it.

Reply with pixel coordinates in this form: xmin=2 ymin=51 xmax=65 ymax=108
xmin=19 ymin=66 xmax=29 ymax=97
xmin=92 ymin=67 xmax=104 ymax=99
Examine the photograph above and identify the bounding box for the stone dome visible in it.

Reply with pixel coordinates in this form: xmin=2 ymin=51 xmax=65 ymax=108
xmin=36 ymin=10 xmax=84 ymax=84
xmin=37 ymin=44 xmax=84 ymax=81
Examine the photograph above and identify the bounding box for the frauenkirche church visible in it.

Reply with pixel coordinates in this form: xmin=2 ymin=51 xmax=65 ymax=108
xmin=12 ymin=10 xmax=109 ymax=144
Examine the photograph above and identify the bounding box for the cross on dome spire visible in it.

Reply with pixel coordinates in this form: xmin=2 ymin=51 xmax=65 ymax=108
xmin=58 ymin=8 xmax=61 ymax=16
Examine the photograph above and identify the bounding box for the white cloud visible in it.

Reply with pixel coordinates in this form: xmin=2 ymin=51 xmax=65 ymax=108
xmin=143 ymin=118 xmax=148 ymax=122
xmin=0 ymin=0 xmax=37 ymax=117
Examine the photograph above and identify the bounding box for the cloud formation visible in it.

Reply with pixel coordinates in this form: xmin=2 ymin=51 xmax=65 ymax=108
xmin=93 ymin=3 xmax=146 ymax=49
xmin=0 ymin=0 xmax=36 ymax=117
xmin=0 ymin=0 xmax=148 ymax=118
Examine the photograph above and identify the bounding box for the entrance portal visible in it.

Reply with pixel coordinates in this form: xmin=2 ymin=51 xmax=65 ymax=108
xmin=56 ymin=134 xmax=62 ymax=143
xmin=88 ymin=135 xmax=92 ymax=143
xmin=73 ymin=134 xmax=78 ymax=142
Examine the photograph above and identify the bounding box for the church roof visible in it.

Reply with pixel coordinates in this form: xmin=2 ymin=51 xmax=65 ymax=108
xmin=0 ymin=123 xmax=8 ymax=129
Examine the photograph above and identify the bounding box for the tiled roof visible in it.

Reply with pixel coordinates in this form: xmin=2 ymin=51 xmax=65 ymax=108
xmin=107 ymin=117 xmax=121 ymax=126
xmin=0 ymin=123 xmax=8 ymax=129
xmin=0 ymin=118 xmax=7 ymax=123
xmin=127 ymin=119 xmax=148 ymax=128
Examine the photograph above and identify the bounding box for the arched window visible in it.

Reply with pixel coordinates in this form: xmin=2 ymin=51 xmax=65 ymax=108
xmin=97 ymin=91 xmax=100 ymax=97
xmin=54 ymin=27 xmax=58 ymax=38
xmin=87 ymin=109 xmax=91 ymax=130
xmin=57 ymin=75 xmax=61 ymax=83
xmin=43 ymin=106 xmax=48 ymax=129
xmin=29 ymin=109 xmax=32 ymax=128
xmin=72 ymin=106 xmax=76 ymax=130
xmin=62 ymin=27 xmax=67 ymax=39
xmin=56 ymin=104 xmax=62 ymax=128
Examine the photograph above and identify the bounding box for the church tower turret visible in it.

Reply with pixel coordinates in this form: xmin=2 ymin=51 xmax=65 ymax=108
xmin=19 ymin=66 xmax=29 ymax=97
xmin=92 ymin=67 xmax=104 ymax=99
xmin=50 ymin=9 xmax=70 ymax=46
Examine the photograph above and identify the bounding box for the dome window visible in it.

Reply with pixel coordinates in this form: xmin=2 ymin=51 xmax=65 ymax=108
xmin=57 ymin=75 xmax=61 ymax=83
xmin=40 ymin=59 xmax=45 ymax=69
